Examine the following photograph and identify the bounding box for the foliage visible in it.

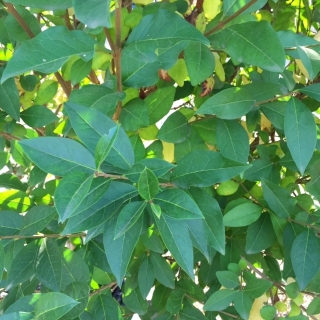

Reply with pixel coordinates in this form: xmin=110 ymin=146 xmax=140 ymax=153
xmin=0 ymin=0 xmax=320 ymax=319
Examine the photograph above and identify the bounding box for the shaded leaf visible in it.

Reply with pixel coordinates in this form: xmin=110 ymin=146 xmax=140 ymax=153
xmin=204 ymin=289 xmax=236 ymax=311
xmin=138 ymin=167 xmax=159 ymax=200
xmin=150 ymin=252 xmax=175 ymax=289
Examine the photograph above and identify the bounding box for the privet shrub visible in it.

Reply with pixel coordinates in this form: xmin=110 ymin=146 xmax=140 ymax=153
xmin=0 ymin=0 xmax=320 ymax=319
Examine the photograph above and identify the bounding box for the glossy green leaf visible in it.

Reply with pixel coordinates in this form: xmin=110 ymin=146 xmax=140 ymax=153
xmin=155 ymin=213 xmax=194 ymax=279
xmin=87 ymin=292 xmax=122 ymax=320
xmin=114 ymin=201 xmax=146 ymax=239
xmin=0 ymin=69 xmax=20 ymax=120
xmin=307 ymin=297 xmax=320 ymax=316
xmin=171 ymin=150 xmax=250 ymax=188
xmin=35 ymin=239 xmax=62 ymax=292
xmin=245 ymin=214 xmax=276 ymax=254
xmin=223 ymin=202 xmax=262 ymax=227
xmin=21 ymin=105 xmax=58 ymax=128
xmin=203 ymin=289 xmax=236 ymax=311
xmin=216 ymin=271 xmax=240 ymax=289
xmin=1 ymin=27 xmax=96 ymax=83
xmin=243 ymin=159 xmax=273 ymax=181
xmin=157 ymin=111 xmax=191 ymax=143
xmin=122 ymin=9 xmax=209 ymax=87
xmin=297 ymin=46 xmax=320 ymax=80
xmin=151 ymin=202 xmax=162 ymax=219
xmin=284 ymin=98 xmax=316 ymax=174
xmin=165 ymin=289 xmax=185 ymax=314
xmin=150 ymin=252 xmax=175 ymax=289
xmin=34 ymin=292 xmax=79 ymax=320
xmin=233 ymin=291 xmax=253 ymax=320
xmin=223 ymin=0 xmax=267 ymax=17
xmin=180 ymin=306 xmax=207 ymax=320
xmin=104 ymin=215 xmax=143 ymax=285
xmin=0 ymin=241 xmax=4 ymax=277
xmin=297 ymin=83 xmax=320 ymax=102
xmin=20 ymin=206 xmax=56 ymax=236
xmin=208 ymin=21 xmax=285 ymax=72
xmin=6 ymin=0 xmax=72 ymax=9
xmin=73 ymin=0 xmax=112 ymax=28
xmin=154 ymin=188 xmax=203 ymax=220
xmin=120 ymin=98 xmax=149 ymax=131
xmin=0 ymin=211 xmax=22 ymax=236
xmin=138 ymin=167 xmax=159 ymax=200
xmin=291 ymin=229 xmax=320 ymax=290
xmin=243 ymin=271 xmax=272 ymax=298
xmin=94 ymin=126 xmax=121 ymax=169
xmin=138 ymin=256 xmax=154 ymax=299
xmin=6 ymin=241 xmax=39 ymax=290
xmin=189 ymin=188 xmax=225 ymax=254
xmin=122 ymin=288 xmax=148 ymax=315
xmin=196 ymin=87 xmax=255 ymax=119
xmin=145 ymin=86 xmax=176 ymax=124
xmin=184 ymin=42 xmax=215 ymax=86
xmin=62 ymin=181 xmax=138 ymax=234
xmin=216 ymin=119 xmax=249 ymax=163
xmin=65 ymin=101 xmax=134 ymax=171
xmin=4 ymin=294 xmax=42 ymax=314
xmin=19 ymin=137 xmax=95 ymax=176
xmin=34 ymin=80 xmax=58 ymax=105
xmin=260 ymin=101 xmax=286 ymax=130
xmin=68 ymin=85 xmax=125 ymax=117
xmin=262 ymin=179 xmax=296 ymax=218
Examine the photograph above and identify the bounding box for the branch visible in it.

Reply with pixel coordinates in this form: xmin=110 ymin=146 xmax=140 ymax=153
xmin=0 ymin=233 xmax=86 ymax=240
xmin=88 ymin=70 xmax=100 ymax=84
xmin=64 ymin=9 xmax=73 ymax=31
xmin=89 ymin=282 xmax=117 ymax=296
xmin=5 ymin=2 xmax=72 ymax=98
xmin=205 ymin=0 xmax=258 ymax=36
xmin=103 ymin=27 xmax=116 ymax=51
xmin=112 ymin=0 xmax=123 ymax=121
xmin=0 ymin=132 xmax=21 ymax=140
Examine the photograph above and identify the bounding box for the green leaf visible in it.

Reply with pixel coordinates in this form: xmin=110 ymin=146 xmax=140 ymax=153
xmin=138 ymin=167 xmax=159 ymax=200
xmin=165 ymin=289 xmax=185 ymax=314
xmin=87 ymin=292 xmax=122 ymax=320
xmin=20 ymin=206 xmax=56 ymax=236
xmin=104 ymin=215 xmax=143 ymax=285
xmin=171 ymin=150 xmax=250 ymax=188
xmin=297 ymin=46 xmax=320 ymax=80
xmin=157 ymin=111 xmax=191 ymax=143
xmin=297 ymin=83 xmax=320 ymax=102
xmin=0 ymin=190 xmax=32 ymax=212
xmin=150 ymin=252 xmax=175 ymax=288
xmin=141 ymin=230 xmax=164 ymax=254
xmin=114 ymin=201 xmax=146 ymax=239
xmin=138 ymin=256 xmax=154 ymax=299
xmin=262 ymin=179 xmax=296 ymax=218
xmin=94 ymin=125 xmax=121 ymax=169
xmin=21 ymin=105 xmax=58 ymax=128
xmin=34 ymin=80 xmax=58 ymax=105
xmin=243 ymin=271 xmax=272 ymax=298
xmin=0 ymin=211 xmax=22 ymax=236
xmin=62 ymin=181 xmax=138 ymax=234
xmin=73 ymin=0 xmax=112 ymax=28
xmin=233 ymin=291 xmax=253 ymax=320
xmin=307 ymin=297 xmax=320 ymax=316
xmin=284 ymin=98 xmax=316 ymax=174
xmin=189 ymin=188 xmax=225 ymax=254
xmin=6 ymin=0 xmax=72 ymax=9
xmin=6 ymin=241 xmax=39 ymax=290
xmin=145 ymin=87 xmax=176 ymax=124
xmin=5 ymin=294 xmax=42 ymax=314
xmin=19 ymin=137 xmax=95 ymax=176
xmin=0 ymin=241 xmax=4 ymax=277
xmin=120 ymin=98 xmax=149 ymax=131
xmin=184 ymin=42 xmax=215 ymax=86
xmin=154 ymin=188 xmax=203 ymax=220
xmin=243 ymin=159 xmax=273 ymax=181
xmin=155 ymin=214 xmax=194 ymax=279
xmin=122 ymin=9 xmax=209 ymax=87
xmin=223 ymin=0 xmax=267 ymax=17
xmin=68 ymin=85 xmax=125 ymax=118
xmin=245 ymin=214 xmax=276 ymax=254
xmin=123 ymin=288 xmax=148 ymax=315
xmin=0 ymin=70 xmax=20 ymax=120
xmin=196 ymin=87 xmax=255 ymax=119
xmin=151 ymin=202 xmax=162 ymax=219
xmin=65 ymin=101 xmax=134 ymax=171
xmin=260 ymin=101 xmax=286 ymax=130
xmin=1 ymin=27 xmax=96 ymax=83
xmin=208 ymin=21 xmax=285 ymax=72
xmin=223 ymin=202 xmax=262 ymax=227
xmin=216 ymin=271 xmax=240 ymax=289
xmin=35 ymin=239 xmax=62 ymax=292
xmin=179 ymin=306 xmax=207 ymax=320
xmin=216 ymin=119 xmax=249 ymax=163
xmin=34 ymin=292 xmax=79 ymax=320
xmin=291 ymin=229 xmax=320 ymax=290
xmin=203 ymin=289 xmax=236 ymax=311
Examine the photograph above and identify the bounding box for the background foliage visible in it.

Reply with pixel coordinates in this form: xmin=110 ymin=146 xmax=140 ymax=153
xmin=0 ymin=0 xmax=320 ymax=319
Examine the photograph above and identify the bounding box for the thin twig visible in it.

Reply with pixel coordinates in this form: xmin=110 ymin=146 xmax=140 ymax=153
xmin=88 ymin=70 xmax=100 ymax=84
xmin=0 ymin=132 xmax=21 ymax=140
xmin=112 ymin=0 xmax=123 ymax=121
xmin=90 ymin=282 xmax=117 ymax=297
xmin=0 ymin=233 xmax=86 ymax=240
xmin=205 ymin=0 xmax=258 ymax=36
xmin=64 ymin=10 xmax=73 ymax=31
xmin=103 ymin=27 xmax=116 ymax=51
